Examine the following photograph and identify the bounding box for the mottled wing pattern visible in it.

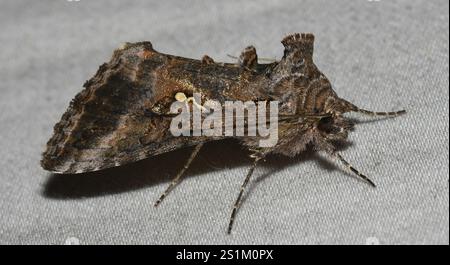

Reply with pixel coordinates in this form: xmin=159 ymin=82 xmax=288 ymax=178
xmin=42 ymin=34 xmax=335 ymax=174
xmin=42 ymin=43 xmax=215 ymax=174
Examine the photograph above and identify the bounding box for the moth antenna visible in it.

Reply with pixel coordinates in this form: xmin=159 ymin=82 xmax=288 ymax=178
xmin=227 ymin=154 xmax=264 ymax=234
xmin=343 ymin=100 xmax=406 ymax=117
xmin=332 ymin=152 xmax=376 ymax=188
xmin=354 ymin=107 xmax=406 ymax=118
xmin=338 ymin=98 xmax=406 ymax=118
xmin=227 ymin=53 xmax=276 ymax=63
xmin=154 ymin=143 xmax=204 ymax=207
xmin=258 ymin=57 xmax=277 ymax=63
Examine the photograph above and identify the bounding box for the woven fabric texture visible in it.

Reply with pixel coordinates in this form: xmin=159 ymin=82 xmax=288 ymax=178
xmin=0 ymin=0 xmax=448 ymax=244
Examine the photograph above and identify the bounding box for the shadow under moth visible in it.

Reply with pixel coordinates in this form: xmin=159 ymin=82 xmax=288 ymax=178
xmin=41 ymin=33 xmax=405 ymax=234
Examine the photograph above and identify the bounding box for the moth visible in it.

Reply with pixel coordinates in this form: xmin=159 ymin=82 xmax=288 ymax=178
xmin=41 ymin=33 xmax=405 ymax=233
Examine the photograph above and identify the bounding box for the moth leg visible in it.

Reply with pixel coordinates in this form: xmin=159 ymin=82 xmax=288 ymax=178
xmin=227 ymin=153 xmax=265 ymax=234
xmin=154 ymin=143 xmax=204 ymax=207
xmin=331 ymin=152 xmax=376 ymax=187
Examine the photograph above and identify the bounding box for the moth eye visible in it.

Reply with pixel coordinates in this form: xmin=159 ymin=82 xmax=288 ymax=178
xmin=318 ymin=116 xmax=337 ymax=134
xmin=319 ymin=116 xmax=333 ymax=125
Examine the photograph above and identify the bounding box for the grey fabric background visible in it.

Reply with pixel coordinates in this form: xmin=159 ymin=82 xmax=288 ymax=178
xmin=0 ymin=0 xmax=448 ymax=245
